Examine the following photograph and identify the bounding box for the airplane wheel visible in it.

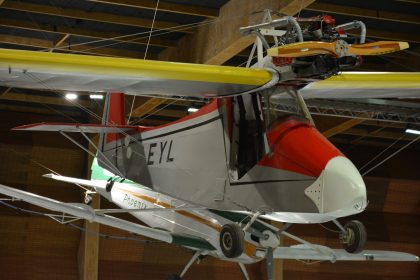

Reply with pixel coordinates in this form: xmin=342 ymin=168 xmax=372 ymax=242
xmin=220 ymin=223 xmax=244 ymax=258
xmin=166 ymin=275 xmax=181 ymax=280
xmin=340 ymin=220 xmax=367 ymax=253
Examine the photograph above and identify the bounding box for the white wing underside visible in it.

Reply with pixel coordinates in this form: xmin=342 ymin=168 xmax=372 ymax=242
xmin=256 ymin=244 xmax=419 ymax=262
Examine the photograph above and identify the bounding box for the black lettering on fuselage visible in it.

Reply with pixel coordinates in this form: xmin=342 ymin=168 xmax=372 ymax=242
xmin=147 ymin=143 xmax=157 ymax=165
xmin=159 ymin=141 xmax=167 ymax=164
xmin=167 ymin=140 xmax=174 ymax=162
xmin=147 ymin=140 xmax=175 ymax=165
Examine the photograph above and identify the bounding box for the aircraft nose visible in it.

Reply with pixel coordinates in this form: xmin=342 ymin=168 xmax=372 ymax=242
xmin=305 ymin=156 xmax=367 ymax=217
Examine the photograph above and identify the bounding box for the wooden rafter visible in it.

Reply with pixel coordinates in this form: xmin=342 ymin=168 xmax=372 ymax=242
xmin=159 ymin=0 xmax=315 ymax=64
xmin=322 ymin=118 xmax=366 ymax=138
xmin=129 ymin=98 xmax=167 ymax=120
xmin=49 ymin=33 xmax=70 ymax=52
xmin=350 ymin=28 xmax=420 ymax=43
xmin=0 ymin=18 xmax=174 ymax=48
xmin=1 ymin=0 xmax=194 ymax=33
xmin=0 ymin=34 xmax=150 ymax=59
xmin=0 ymin=90 xmax=93 ymax=108
xmin=88 ymin=0 xmax=218 ymax=18
xmin=306 ymin=2 xmax=420 ymax=25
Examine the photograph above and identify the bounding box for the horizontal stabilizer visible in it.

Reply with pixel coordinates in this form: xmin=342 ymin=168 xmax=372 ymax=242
xmin=43 ymin=173 xmax=105 ymax=189
xmin=13 ymin=122 xmax=139 ymax=133
xmin=256 ymin=244 xmax=419 ymax=262
xmin=0 ymin=184 xmax=215 ymax=251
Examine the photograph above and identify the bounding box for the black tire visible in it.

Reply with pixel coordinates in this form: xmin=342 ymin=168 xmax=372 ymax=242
xmin=166 ymin=275 xmax=181 ymax=280
xmin=342 ymin=220 xmax=367 ymax=253
xmin=220 ymin=223 xmax=244 ymax=258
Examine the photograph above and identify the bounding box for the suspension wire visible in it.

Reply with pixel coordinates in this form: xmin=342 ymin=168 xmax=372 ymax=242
xmin=130 ymin=98 xmax=179 ymax=125
xmin=128 ymin=0 xmax=160 ymax=124
xmin=0 ymin=200 xmax=161 ymax=244
xmin=297 ymin=0 xmax=305 ymax=18
xmin=362 ymin=135 xmax=420 ymax=176
xmin=38 ymin=10 xmax=260 ymax=55
xmin=359 ymin=135 xmax=405 ymax=172
xmin=0 ymin=143 xmax=90 ymax=192
xmin=42 ymin=17 xmax=218 ymax=53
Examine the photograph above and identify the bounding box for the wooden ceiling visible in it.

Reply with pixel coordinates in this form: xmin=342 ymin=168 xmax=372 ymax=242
xmin=0 ymin=0 xmax=419 ymax=280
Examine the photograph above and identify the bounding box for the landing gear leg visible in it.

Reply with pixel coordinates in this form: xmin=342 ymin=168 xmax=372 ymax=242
xmin=334 ymin=219 xmax=367 ymax=253
xmin=167 ymin=251 xmax=201 ymax=280
xmin=266 ymin=247 xmax=274 ymax=280
xmin=238 ymin=263 xmax=250 ymax=280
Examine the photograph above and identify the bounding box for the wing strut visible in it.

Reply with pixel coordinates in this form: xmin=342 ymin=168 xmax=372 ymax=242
xmin=0 ymin=184 xmax=215 ymax=251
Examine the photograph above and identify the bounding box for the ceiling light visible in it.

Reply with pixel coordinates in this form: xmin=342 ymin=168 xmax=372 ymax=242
xmin=188 ymin=107 xmax=199 ymax=113
xmin=89 ymin=94 xmax=104 ymax=100
xmin=65 ymin=93 xmax=78 ymax=100
xmin=405 ymin=128 xmax=420 ymax=135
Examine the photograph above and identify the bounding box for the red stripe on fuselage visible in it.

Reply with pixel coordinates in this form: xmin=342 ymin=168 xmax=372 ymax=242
xmin=105 ymin=98 xmax=221 ymax=144
xmin=258 ymin=117 xmax=343 ymax=177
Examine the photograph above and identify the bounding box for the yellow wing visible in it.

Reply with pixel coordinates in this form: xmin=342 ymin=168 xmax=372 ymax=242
xmin=300 ymin=72 xmax=420 ymax=99
xmin=0 ymin=48 xmax=276 ymax=98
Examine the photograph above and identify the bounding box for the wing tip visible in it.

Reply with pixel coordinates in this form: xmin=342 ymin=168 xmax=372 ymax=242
xmin=12 ymin=122 xmax=47 ymax=131
xmin=399 ymin=42 xmax=409 ymax=50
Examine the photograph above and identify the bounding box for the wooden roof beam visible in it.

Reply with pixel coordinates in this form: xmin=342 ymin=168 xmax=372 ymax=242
xmin=0 ymin=18 xmax=175 ymax=48
xmin=322 ymin=118 xmax=366 ymax=138
xmin=0 ymin=91 xmax=93 ymax=108
xmin=306 ymin=2 xmax=420 ymax=25
xmin=49 ymin=34 xmax=70 ymax=52
xmin=1 ymin=0 xmax=194 ymax=34
xmin=88 ymin=0 xmax=219 ymax=18
xmin=0 ymin=34 xmax=150 ymax=59
xmin=159 ymin=0 xmax=316 ymax=64
xmin=351 ymin=29 xmax=420 ymax=43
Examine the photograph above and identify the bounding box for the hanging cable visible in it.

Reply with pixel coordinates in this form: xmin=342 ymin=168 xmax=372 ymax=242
xmin=362 ymin=135 xmax=420 ymax=176
xmin=128 ymin=0 xmax=160 ymax=124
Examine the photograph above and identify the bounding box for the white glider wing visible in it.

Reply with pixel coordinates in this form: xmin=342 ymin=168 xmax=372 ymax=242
xmin=256 ymin=244 xmax=419 ymax=262
xmin=0 ymin=184 xmax=215 ymax=251
xmin=300 ymin=72 xmax=420 ymax=99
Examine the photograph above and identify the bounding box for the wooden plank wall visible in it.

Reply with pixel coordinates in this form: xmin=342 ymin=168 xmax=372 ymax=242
xmin=0 ymin=110 xmax=87 ymax=280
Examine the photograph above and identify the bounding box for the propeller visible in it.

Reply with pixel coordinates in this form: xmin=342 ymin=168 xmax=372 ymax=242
xmin=268 ymin=40 xmax=409 ymax=58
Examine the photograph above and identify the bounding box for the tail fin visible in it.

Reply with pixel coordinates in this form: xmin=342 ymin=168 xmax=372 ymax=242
xmin=102 ymin=92 xmax=126 ymax=142
xmin=98 ymin=93 xmax=127 ymax=177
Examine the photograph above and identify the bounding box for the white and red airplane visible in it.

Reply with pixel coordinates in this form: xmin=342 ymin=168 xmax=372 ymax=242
xmin=0 ymin=15 xmax=419 ymax=280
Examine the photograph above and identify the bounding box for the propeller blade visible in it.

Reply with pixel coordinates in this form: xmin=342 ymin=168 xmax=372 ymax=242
xmin=268 ymin=40 xmax=409 ymax=58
